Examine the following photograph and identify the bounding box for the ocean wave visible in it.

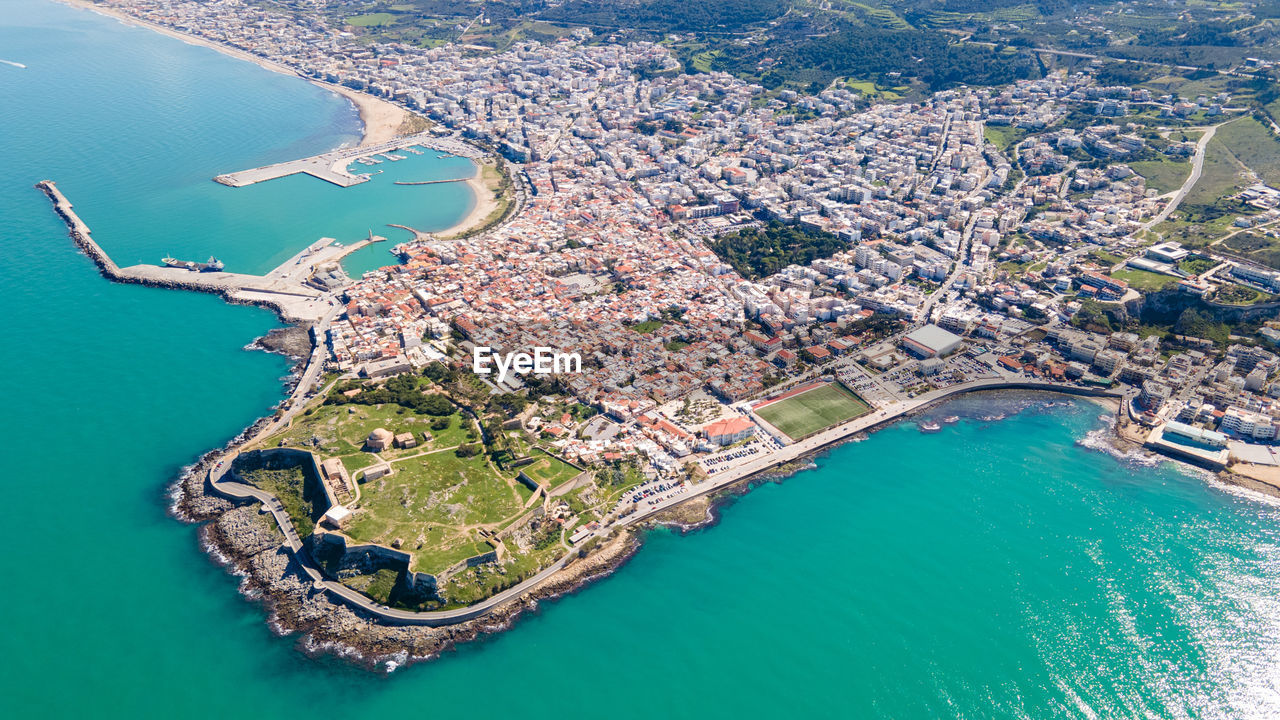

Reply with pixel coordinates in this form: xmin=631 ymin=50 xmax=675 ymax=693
xmin=301 ymin=634 xmax=372 ymax=664
xmin=1075 ymin=423 xmax=1162 ymax=468
xmin=1207 ymin=475 xmax=1280 ymax=510
xmin=199 ymin=532 xmax=241 ymax=573
xmin=166 ymin=471 xmax=190 ymax=517
xmin=382 ymin=651 xmax=408 ymax=673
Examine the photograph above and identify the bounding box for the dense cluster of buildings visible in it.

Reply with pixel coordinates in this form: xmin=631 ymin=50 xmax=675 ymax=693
xmin=110 ymin=0 xmax=1280 ymax=474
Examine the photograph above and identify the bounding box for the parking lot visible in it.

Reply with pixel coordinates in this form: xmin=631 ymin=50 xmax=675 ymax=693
xmin=699 ymin=440 xmax=765 ymax=475
xmin=614 ymin=478 xmax=690 ymax=512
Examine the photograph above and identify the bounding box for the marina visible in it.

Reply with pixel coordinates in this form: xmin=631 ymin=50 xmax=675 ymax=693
xmin=212 ymin=133 xmax=481 ymax=188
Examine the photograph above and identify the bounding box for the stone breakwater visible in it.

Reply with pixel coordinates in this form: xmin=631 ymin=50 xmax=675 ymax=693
xmin=37 ymin=180 xmax=330 ymax=323
xmin=37 ymin=180 xmax=119 ymax=275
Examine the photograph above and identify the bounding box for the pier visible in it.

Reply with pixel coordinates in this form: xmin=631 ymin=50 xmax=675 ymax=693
xmin=393 ymin=176 xmax=471 ymax=186
xmin=213 ymin=132 xmax=484 ymax=188
xmin=38 ymin=180 xmax=379 ymax=323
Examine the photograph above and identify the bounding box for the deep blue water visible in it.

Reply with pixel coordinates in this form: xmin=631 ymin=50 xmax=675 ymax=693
xmin=7 ymin=2 xmax=1280 ymax=718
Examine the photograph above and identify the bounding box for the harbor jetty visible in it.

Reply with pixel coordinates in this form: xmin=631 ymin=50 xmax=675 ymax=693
xmin=393 ymin=176 xmax=471 ymax=186
xmin=213 ymin=132 xmax=482 ymax=188
xmin=38 ymin=180 xmax=378 ymax=322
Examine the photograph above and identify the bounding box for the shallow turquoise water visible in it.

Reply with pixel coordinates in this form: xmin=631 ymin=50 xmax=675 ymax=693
xmin=7 ymin=2 xmax=1280 ymax=718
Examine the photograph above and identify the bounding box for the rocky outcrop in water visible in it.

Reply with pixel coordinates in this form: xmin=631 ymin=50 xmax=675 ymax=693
xmin=253 ymin=326 xmax=313 ymax=358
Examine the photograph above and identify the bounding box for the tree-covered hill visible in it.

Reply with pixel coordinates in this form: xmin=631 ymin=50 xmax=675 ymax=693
xmin=708 ymin=222 xmax=849 ymax=280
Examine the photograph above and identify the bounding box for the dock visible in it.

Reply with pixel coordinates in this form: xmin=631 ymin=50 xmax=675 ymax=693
xmin=38 ymin=180 xmax=378 ymax=323
xmin=393 ymin=176 xmax=471 ymax=186
xmin=213 ymin=132 xmax=484 ymax=189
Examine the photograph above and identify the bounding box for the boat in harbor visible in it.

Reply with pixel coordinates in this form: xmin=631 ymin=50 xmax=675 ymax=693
xmin=919 ymin=420 xmax=942 ymax=433
xmin=162 ymin=255 xmax=224 ymax=272
xmin=943 ymin=415 xmax=960 ymax=424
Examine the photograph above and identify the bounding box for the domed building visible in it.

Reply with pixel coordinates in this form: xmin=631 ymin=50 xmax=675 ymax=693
xmin=366 ymin=428 xmax=393 ymax=452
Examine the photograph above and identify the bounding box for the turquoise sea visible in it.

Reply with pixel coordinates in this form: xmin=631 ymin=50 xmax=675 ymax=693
xmin=7 ymin=1 xmax=1280 ymax=717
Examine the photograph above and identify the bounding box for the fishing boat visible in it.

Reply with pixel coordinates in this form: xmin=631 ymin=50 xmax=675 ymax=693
xmin=919 ymin=420 xmax=942 ymax=433
xmin=162 ymin=255 xmax=224 ymax=272
xmin=943 ymin=415 xmax=959 ymax=424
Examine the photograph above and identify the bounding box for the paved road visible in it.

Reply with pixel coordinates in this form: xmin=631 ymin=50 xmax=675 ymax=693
xmin=1142 ymin=121 xmax=1223 ymax=231
xmin=604 ymin=378 xmax=1122 ymax=532
xmin=1029 ymin=47 xmax=1263 ymax=81
xmin=209 ymin=457 xmax=575 ymax=625
xmin=207 ymin=376 xmax=1120 ymax=627
xmin=921 ymin=186 xmax=986 ymax=323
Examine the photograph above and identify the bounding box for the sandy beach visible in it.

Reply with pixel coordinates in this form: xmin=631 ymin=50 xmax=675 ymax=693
xmin=438 ymin=162 xmax=503 ymax=238
xmin=1084 ymin=395 xmax=1122 ymax=413
xmin=55 ymin=1 xmax=509 ymax=238
xmin=57 ymin=0 xmax=407 ymax=146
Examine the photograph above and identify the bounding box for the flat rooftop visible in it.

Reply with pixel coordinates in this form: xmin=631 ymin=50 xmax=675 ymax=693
xmin=904 ymin=324 xmax=963 ymax=353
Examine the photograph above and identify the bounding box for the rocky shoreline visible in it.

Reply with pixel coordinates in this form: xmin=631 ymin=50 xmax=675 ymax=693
xmin=172 ymin=420 xmax=819 ymax=670
xmin=163 ymin=326 xmax=825 ymax=669
xmin=167 ymin=385 xmax=1247 ymax=670
xmin=248 ymin=325 xmax=313 ymax=359
xmin=171 ymin=456 xmax=644 ymax=670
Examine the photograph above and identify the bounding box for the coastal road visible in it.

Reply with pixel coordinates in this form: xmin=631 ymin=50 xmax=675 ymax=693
xmin=209 ymin=457 xmax=576 ymax=625
xmin=208 ymin=375 xmax=1121 ymax=627
xmin=599 ymin=377 xmax=1124 ymax=535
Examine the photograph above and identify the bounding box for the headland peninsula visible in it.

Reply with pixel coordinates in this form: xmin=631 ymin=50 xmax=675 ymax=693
xmin=44 ymin=0 xmax=1280 ymax=668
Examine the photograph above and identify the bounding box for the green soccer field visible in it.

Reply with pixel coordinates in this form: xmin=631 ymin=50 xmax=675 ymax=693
xmin=755 ymin=383 xmax=871 ymax=440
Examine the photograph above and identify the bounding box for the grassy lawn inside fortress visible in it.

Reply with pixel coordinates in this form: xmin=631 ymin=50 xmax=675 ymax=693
xmin=342 ymin=449 xmax=525 ymax=571
xmin=755 ymin=383 xmax=871 ymax=440
xmin=520 ymin=449 xmax=581 ymax=489
xmin=260 ymin=402 xmax=474 ymax=460
xmin=234 ymin=461 xmax=326 ymax=536
xmin=249 ymin=384 xmax=589 ymax=594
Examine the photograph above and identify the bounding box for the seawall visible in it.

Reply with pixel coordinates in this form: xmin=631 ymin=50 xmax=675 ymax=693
xmin=38 ymin=180 xmax=119 ymax=276
xmin=618 ymin=381 xmax=1125 ymax=532
xmin=38 ymin=180 xmax=323 ymax=323
xmin=203 ymin=381 xmax=1122 ymax=628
